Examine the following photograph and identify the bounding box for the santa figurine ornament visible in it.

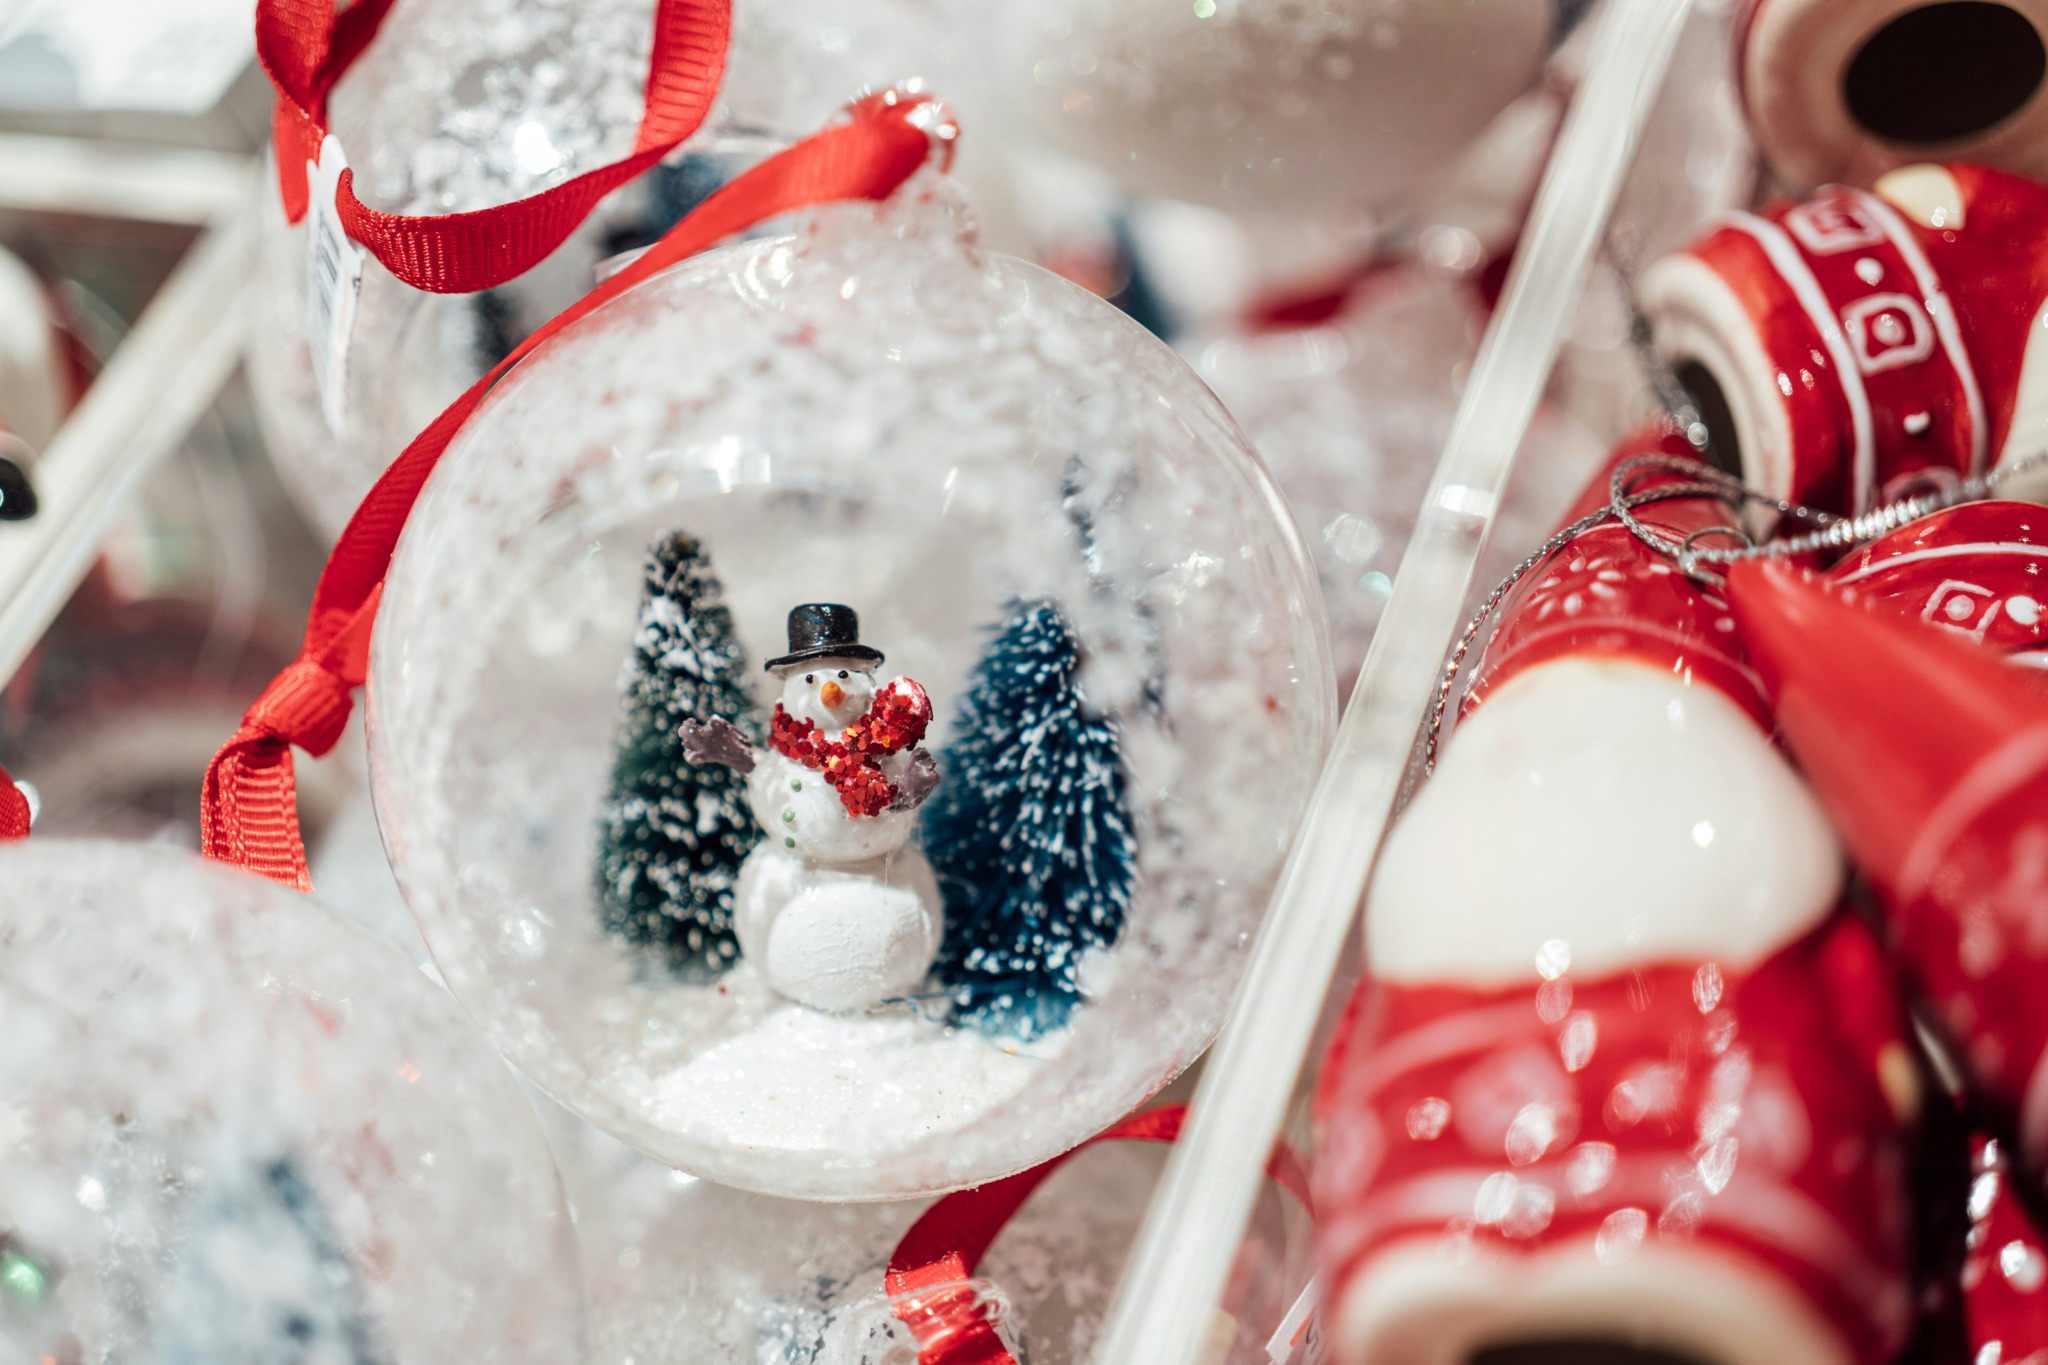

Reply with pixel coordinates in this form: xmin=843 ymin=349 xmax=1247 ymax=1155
xmin=683 ymin=603 xmax=944 ymax=1013
xmin=1314 ymin=432 xmax=1918 ymax=1365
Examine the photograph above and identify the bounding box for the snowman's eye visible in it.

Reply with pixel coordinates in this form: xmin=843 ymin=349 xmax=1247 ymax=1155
xmin=838 ymin=670 xmax=849 ymax=680
xmin=804 ymin=673 xmax=814 ymax=684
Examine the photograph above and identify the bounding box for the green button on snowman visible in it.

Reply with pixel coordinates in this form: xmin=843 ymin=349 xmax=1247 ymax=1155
xmin=682 ymin=604 xmax=944 ymax=1011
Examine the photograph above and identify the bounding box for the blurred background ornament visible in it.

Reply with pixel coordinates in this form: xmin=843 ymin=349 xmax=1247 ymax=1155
xmin=0 ymin=242 xmax=71 ymax=457
xmin=0 ymin=840 xmax=585 ymax=1363
xmin=968 ymin=0 xmax=1582 ymax=221
xmin=535 ymin=1095 xmax=1310 ymax=1365
xmin=1736 ymin=0 xmax=2048 ymax=192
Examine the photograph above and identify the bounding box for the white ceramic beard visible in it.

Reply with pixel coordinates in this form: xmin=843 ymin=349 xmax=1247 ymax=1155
xmin=1369 ymin=655 xmax=1842 ymax=986
xmin=734 ymin=659 xmax=943 ymax=1013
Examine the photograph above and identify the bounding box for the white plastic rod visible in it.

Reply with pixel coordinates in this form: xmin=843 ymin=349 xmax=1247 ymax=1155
xmin=0 ymin=134 xmax=252 ymax=223
xmin=0 ymin=194 xmax=257 ymax=690
xmin=1090 ymin=3 xmax=1695 ymax=1361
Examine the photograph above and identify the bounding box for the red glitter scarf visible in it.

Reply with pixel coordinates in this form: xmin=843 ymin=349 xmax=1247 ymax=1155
xmin=769 ymin=677 xmax=932 ymax=817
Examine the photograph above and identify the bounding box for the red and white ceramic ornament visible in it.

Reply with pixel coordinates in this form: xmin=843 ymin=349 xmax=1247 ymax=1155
xmin=1728 ymin=558 xmax=2048 ymax=1190
xmin=1827 ymin=499 xmax=2048 ymax=662
xmin=1735 ymin=0 xmax=2048 ymax=192
xmin=1314 ymin=432 xmax=1918 ymax=1365
xmin=1640 ymin=163 xmax=2048 ymax=514
xmin=1962 ymin=1134 xmax=2048 ymax=1365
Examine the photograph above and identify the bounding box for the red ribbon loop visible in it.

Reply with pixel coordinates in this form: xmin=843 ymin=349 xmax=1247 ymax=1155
xmin=259 ymin=0 xmax=731 ymax=295
xmin=884 ymin=1104 xmax=1312 ymax=1365
xmin=203 ymin=93 xmax=946 ymax=890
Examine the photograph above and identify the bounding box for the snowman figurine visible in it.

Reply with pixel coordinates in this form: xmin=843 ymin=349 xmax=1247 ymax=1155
xmin=682 ymin=604 xmax=944 ymax=1012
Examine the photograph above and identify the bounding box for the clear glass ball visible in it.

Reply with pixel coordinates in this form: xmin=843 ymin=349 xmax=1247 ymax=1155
xmin=367 ymin=179 xmax=1336 ymax=1197
xmin=540 ymin=1097 xmax=1310 ymax=1364
xmin=0 ymin=840 xmax=584 ymax=1363
xmin=247 ymin=0 xmax=944 ymax=539
xmin=976 ymin=0 xmax=1558 ymax=216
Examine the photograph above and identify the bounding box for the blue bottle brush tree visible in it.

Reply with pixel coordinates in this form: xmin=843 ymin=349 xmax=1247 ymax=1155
xmin=594 ymin=532 xmax=764 ymax=978
xmin=923 ymin=598 xmax=1137 ymax=1038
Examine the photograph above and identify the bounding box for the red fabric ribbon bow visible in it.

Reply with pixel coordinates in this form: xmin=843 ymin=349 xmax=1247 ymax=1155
xmin=259 ymin=0 xmax=731 ymax=294
xmin=202 ymin=91 xmax=945 ymax=891
xmin=769 ymin=678 xmax=932 ymax=817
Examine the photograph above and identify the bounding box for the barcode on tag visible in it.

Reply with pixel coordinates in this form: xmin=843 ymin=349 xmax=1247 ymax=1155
xmin=1266 ymin=1276 xmax=1328 ymax=1365
xmin=305 ymin=134 xmax=367 ymax=437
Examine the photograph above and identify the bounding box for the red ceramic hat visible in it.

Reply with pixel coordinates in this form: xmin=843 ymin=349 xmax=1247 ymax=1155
xmin=1726 ymin=556 xmax=2048 ymax=901
xmin=1729 ymin=558 xmax=2048 ymax=1160
xmin=1460 ymin=425 xmax=1771 ymax=728
xmin=1828 ymin=500 xmax=2048 ymax=658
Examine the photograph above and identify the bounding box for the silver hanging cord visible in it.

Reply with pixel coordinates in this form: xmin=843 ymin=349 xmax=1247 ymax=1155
xmin=1422 ymin=446 xmax=2048 ymax=773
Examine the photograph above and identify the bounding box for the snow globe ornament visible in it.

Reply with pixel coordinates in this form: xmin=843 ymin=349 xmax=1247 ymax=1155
xmin=972 ymin=0 xmax=1575 ymax=217
xmin=367 ymin=157 xmax=1336 ymax=1198
xmin=246 ymin=0 xmax=947 ymax=538
xmin=0 ymin=840 xmax=584 ymax=1363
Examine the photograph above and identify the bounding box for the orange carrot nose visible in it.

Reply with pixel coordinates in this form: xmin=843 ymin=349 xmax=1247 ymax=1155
xmin=821 ymin=680 xmax=845 ymax=708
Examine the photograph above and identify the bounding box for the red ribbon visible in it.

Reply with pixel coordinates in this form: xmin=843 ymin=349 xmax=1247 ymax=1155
xmin=259 ymin=0 xmax=731 ymax=294
xmin=202 ymin=92 xmax=944 ymax=890
xmin=0 ymin=762 xmax=30 ymax=840
xmin=885 ymin=1104 xmax=1312 ymax=1365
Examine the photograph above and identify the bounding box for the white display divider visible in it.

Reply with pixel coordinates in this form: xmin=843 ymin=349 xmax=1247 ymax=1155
xmin=0 ymin=160 xmax=258 ymax=688
xmin=1091 ymin=3 xmax=1698 ymax=1360
xmin=0 ymin=132 xmax=250 ymax=224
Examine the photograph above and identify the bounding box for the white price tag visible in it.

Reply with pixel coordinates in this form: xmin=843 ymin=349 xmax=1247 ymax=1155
xmin=305 ymin=135 xmax=367 ymax=438
xmin=1265 ymin=1277 xmax=1328 ymax=1365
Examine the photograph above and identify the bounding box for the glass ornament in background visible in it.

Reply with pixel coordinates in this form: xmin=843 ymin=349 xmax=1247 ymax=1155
xmin=366 ymin=167 xmax=1336 ymax=1198
xmin=970 ymin=0 xmax=1583 ymax=221
xmin=246 ymin=0 xmax=948 ymax=540
xmin=1551 ymin=0 xmax=1756 ymax=444
xmin=1184 ymin=263 xmax=1606 ymax=690
xmin=0 ymin=840 xmax=585 ymax=1364
xmin=536 ymin=1096 xmax=1310 ymax=1365
xmin=310 ymin=781 xmax=434 ymax=963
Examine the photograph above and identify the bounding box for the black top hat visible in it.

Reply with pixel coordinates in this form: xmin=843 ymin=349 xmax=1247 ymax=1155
xmin=764 ymin=603 xmax=885 ymax=671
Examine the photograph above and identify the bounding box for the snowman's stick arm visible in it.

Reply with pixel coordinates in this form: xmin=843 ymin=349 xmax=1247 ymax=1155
xmin=679 ymin=716 xmax=756 ymax=775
